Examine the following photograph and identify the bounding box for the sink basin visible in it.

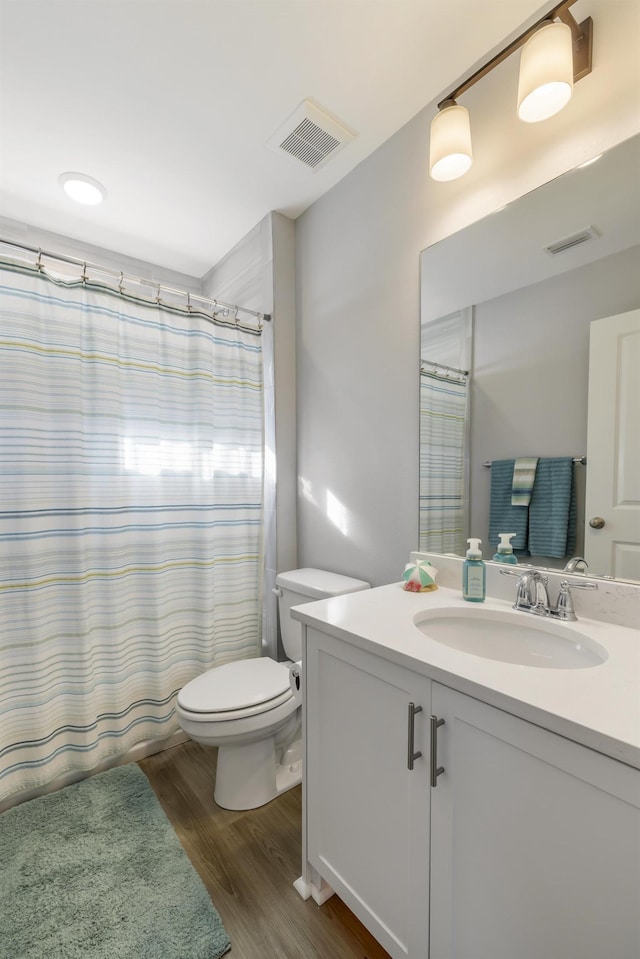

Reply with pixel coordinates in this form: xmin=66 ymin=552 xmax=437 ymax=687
xmin=413 ymin=607 xmax=608 ymax=669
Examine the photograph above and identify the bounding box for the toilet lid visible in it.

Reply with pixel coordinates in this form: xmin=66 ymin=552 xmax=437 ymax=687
xmin=177 ymin=657 xmax=292 ymax=713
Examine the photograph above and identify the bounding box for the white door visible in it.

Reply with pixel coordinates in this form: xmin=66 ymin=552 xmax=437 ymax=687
xmin=585 ymin=308 xmax=640 ymax=580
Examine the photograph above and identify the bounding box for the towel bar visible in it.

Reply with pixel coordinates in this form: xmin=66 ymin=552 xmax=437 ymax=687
xmin=483 ymin=456 xmax=586 ymax=467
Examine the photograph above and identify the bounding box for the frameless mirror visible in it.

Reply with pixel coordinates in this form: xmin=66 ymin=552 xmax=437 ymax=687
xmin=419 ymin=133 xmax=640 ymax=583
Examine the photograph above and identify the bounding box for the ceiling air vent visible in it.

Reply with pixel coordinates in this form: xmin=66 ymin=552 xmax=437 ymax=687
xmin=544 ymin=226 xmax=600 ymax=256
xmin=267 ymin=99 xmax=356 ymax=171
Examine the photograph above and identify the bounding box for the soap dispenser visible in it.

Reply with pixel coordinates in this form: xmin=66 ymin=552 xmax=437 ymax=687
xmin=463 ymin=538 xmax=486 ymax=603
xmin=492 ymin=532 xmax=518 ymax=565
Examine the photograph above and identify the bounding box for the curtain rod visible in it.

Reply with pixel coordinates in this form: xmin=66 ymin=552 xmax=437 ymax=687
xmin=483 ymin=456 xmax=586 ymax=467
xmin=0 ymin=238 xmax=271 ymax=331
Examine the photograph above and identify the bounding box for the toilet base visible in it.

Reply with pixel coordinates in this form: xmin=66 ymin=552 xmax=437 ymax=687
xmin=214 ymin=736 xmax=302 ymax=810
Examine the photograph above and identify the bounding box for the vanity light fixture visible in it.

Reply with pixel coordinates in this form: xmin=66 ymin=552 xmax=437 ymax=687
xmin=429 ymin=100 xmax=473 ymax=182
xmin=429 ymin=0 xmax=593 ymax=181
xmin=58 ymin=172 xmax=107 ymax=206
xmin=517 ymin=21 xmax=574 ymax=122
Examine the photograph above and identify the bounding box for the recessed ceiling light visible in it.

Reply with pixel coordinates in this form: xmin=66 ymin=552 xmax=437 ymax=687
xmin=58 ymin=172 xmax=107 ymax=206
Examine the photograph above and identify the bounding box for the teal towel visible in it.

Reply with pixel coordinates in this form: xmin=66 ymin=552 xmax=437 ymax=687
xmin=528 ymin=457 xmax=576 ymax=558
xmin=489 ymin=459 xmax=529 ymax=553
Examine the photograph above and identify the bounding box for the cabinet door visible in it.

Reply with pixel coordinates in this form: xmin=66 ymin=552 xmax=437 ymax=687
xmin=305 ymin=628 xmax=430 ymax=959
xmin=430 ymin=683 xmax=640 ymax=959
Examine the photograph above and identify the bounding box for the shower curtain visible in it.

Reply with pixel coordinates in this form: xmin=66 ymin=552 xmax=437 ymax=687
xmin=419 ymin=370 xmax=468 ymax=555
xmin=0 ymin=266 xmax=264 ymax=807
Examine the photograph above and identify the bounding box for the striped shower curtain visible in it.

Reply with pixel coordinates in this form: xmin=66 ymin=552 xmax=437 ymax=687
xmin=0 ymin=268 xmax=264 ymax=807
xmin=419 ymin=370 xmax=468 ymax=555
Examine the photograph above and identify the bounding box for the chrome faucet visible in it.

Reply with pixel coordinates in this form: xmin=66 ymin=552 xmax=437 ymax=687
xmin=501 ymin=567 xmax=598 ymax=621
xmin=564 ymin=556 xmax=589 ymax=573
xmin=507 ymin=568 xmax=551 ymax=616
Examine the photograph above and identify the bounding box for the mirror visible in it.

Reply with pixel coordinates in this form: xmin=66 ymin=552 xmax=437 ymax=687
xmin=419 ymin=133 xmax=640 ymax=583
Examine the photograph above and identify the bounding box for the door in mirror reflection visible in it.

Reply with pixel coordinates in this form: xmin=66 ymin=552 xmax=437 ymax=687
xmin=585 ymin=309 xmax=640 ymax=580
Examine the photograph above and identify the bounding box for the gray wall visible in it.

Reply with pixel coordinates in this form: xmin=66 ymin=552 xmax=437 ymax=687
xmin=295 ymin=0 xmax=640 ymax=587
xmin=0 ymin=216 xmax=201 ymax=292
xmin=296 ymin=116 xmax=426 ymax=586
xmin=471 ymin=245 xmax=640 ymax=556
xmin=203 ymin=212 xmax=297 ymax=657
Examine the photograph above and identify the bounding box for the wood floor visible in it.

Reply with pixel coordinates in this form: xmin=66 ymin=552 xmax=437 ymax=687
xmin=139 ymin=740 xmax=392 ymax=959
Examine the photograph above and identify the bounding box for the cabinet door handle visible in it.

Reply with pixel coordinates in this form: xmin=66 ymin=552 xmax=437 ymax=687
xmin=407 ymin=702 xmax=423 ymax=770
xmin=430 ymin=715 xmax=445 ymax=787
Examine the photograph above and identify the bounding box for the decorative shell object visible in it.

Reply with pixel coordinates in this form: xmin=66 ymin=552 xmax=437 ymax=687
xmin=402 ymin=560 xmax=439 ymax=592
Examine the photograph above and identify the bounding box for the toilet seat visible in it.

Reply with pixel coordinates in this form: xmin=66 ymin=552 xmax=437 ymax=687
xmin=177 ymin=657 xmax=294 ymax=722
xmin=175 ymin=569 xmax=369 ymax=810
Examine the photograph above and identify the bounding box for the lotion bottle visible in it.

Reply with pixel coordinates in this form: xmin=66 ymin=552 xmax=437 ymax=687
xmin=463 ymin=538 xmax=486 ymax=602
xmin=492 ymin=532 xmax=518 ymax=565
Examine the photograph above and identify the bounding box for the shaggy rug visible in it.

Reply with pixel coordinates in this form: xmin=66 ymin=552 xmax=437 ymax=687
xmin=0 ymin=763 xmax=231 ymax=959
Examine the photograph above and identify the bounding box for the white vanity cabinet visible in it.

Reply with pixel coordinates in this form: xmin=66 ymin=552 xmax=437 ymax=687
xmin=429 ymin=682 xmax=640 ymax=959
xmin=304 ymin=627 xmax=431 ymax=959
xmin=302 ymin=622 xmax=640 ymax=959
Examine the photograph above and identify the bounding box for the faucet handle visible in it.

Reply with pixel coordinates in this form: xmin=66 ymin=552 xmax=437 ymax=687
xmin=556 ymin=579 xmax=598 ymax=621
xmin=499 ymin=567 xmax=527 ymax=606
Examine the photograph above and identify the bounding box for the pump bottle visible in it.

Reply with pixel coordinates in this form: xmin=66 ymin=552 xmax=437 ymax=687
xmin=492 ymin=532 xmax=518 ymax=565
xmin=463 ymin=538 xmax=486 ymax=602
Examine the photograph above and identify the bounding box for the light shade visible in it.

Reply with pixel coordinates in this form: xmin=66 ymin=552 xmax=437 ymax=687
xmin=429 ymin=103 xmax=472 ymax=182
xmin=58 ymin=172 xmax=106 ymax=205
xmin=517 ymin=21 xmax=574 ymax=123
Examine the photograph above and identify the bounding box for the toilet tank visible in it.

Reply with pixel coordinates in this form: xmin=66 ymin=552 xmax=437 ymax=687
xmin=275 ymin=568 xmax=370 ymax=662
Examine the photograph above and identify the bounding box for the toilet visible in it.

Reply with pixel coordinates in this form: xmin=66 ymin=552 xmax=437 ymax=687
xmin=176 ymin=568 xmax=370 ymax=810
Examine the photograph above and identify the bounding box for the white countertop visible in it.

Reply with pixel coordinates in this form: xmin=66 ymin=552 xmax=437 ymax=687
xmin=292 ymin=582 xmax=640 ymax=770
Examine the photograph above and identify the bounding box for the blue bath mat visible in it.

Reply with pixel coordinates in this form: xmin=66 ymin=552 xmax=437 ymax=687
xmin=0 ymin=763 xmax=231 ymax=959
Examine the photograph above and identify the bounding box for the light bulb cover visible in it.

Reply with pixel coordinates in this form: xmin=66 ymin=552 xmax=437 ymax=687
xmin=517 ymin=21 xmax=574 ymax=123
xmin=429 ymin=103 xmax=473 ymax=182
xmin=58 ymin=172 xmax=107 ymax=205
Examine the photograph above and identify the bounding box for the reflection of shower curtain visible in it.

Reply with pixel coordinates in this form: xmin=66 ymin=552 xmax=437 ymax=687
xmin=419 ymin=371 xmax=468 ymax=555
xmin=0 ymin=269 xmax=264 ymax=807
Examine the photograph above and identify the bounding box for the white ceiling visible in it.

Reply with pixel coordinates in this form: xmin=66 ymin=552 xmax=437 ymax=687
xmin=0 ymin=0 xmax=547 ymax=278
